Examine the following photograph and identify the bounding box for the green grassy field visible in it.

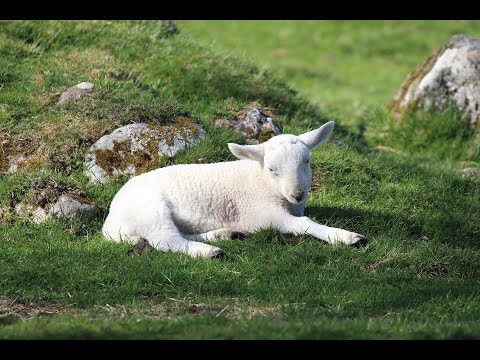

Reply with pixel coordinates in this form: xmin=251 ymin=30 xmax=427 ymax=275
xmin=0 ymin=20 xmax=479 ymax=339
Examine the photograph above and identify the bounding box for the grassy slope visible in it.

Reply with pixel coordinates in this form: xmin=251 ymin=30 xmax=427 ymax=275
xmin=0 ymin=20 xmax=479 ymax=339
xmin=180 ymin=20 xmax=480 ymax=164
xmin=179 ymin=20 xmax=480 ymax=122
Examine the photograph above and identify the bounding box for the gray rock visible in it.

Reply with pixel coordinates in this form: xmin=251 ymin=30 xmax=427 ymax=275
xmin=215 ymin=107 xmax=281 ymax=144
xmin=14 ymin=203 xmax=50 ymax=224
xmin=13 ymin=180 xmax=99 ymax=224
xmin=86 ymin=120 xmax=206 ymax=184
xmin=51 ymin=194 xmax=99 ymax=220
xmin=57 ymin=82 xmax=95 ymax=105
xmin=462 ymin=167 xmax=480 ymax=176
xmin=391 ymin=35 xmax=480 ymax=127
xmin=158 ymin=20 xmax=179 ymax=37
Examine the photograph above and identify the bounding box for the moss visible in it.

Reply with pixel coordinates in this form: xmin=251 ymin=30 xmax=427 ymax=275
xmin=258 ymin=127 xmax=276 ymax=143
xmin=65 ymin=192 xmax=96 ymax=206
xmin=242 ymin=126 xmax=256 ymax=138
xmin=148 ymin=116 xmax=199 ymax=147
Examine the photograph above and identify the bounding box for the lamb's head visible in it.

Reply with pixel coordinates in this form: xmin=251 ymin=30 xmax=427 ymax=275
xmin=228 ymin=121 xmax=334 ymax=204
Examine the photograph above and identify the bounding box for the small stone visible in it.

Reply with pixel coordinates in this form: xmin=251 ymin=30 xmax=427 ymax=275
xmin=51 ymin=194 xmax=99 ymax=221
xmin=14 ymin=203 xmax=50 ymax=224
xmin=158 ymin=20 xmax=179 ymax=37
xmin=57 ymin=82 xmax=95 ymax=105
xmin=215 ymin=106 xmax=281 ymax=144
xmin=76 ymin=82 xmax=94 ymax=90
xmin=462 ymin=167 xmax=480 ymax=176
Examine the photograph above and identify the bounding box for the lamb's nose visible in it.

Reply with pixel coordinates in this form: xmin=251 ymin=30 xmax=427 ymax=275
xmin=292 ymin=192 xmax=304 ymax=202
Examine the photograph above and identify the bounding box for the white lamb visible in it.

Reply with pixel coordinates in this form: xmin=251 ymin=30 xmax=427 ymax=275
xmin=102 ymin=121 xmax=367 ymax=258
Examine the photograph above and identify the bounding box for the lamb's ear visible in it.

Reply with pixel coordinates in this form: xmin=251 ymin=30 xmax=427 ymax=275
xmin=228 ymin=143 xmax=264 ymax=162
xmin=298 ymin=121 xmax=335 ymax=150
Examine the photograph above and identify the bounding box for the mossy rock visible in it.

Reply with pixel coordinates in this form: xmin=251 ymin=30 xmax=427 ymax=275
xmin=12 ymin=179 xmax=99 ymax=224
xmin=390 ymin=34 xmax=480 ymax=130
xmin=215 ymin=106 xmax=281 ymax=144
xmin=85 ymin=118 xmax=206 ymax=184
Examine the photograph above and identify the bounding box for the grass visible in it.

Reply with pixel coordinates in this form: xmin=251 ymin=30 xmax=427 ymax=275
xmin=179 ymin=20 xmax=480 ymax=125
xmin=0 ymin=20 xmax=480 ymax=339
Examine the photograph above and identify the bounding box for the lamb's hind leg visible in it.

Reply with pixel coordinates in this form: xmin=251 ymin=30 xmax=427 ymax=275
xmin=145 ymin=230 xmax=225 ymax=258
xmin=184 ymin=228 xmax=246 ymax=242
xmin=138 ymin=197 xmax=225 ymax=259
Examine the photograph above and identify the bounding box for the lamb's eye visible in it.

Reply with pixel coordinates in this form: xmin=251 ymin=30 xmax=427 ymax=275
xmin=269 ymin=168 xmax=274 ymax=172
xmin=304 ymin=159 xmax=310 ymax=164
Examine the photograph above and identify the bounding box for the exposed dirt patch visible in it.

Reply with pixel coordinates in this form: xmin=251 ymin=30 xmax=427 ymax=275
xmin=1 ymin=113 xmax=120 ymax=176
xmin=424 ymin=263 xmax=450 ymax=278
xmin=107 ymin=299 xmax=287 ymax=321
xmin=0 ymin=207 xmax=10 ymax=222
xmin=0 ymin=297 xmax=74 ymax=319
xmin=108 ymin=70 xmax=139 ymax=82
xmin=310 ymin=167 xmax=324 ymax=194
xmin=34 ymin=92 xmax=63 ymax=107
xmin=0 ymin=132 xmax=39 ymax=173
xmin=0 ymin=296 xmax=288 ymax=323
xmin=258 ymin=126 xmax=277 ymax=143
xmin=360 ymin=252 xmax=398 ymax=272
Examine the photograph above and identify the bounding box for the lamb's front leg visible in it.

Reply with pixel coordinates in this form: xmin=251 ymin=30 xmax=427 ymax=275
xmin=271 ymin=212 xmax=367 ymax=245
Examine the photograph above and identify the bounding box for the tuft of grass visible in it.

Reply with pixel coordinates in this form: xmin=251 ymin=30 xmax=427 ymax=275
xmin=365 ymin=107 xmax=480 ymax=163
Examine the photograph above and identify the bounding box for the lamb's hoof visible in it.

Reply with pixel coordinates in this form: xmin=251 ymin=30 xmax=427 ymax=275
xmin=351 ymin=234 xmax=368 ymax=248
xmin=229 ymin=231 xmax=246 ymax=240
xmin=210 ymin=249 xmax=225 ymax=260
xmin=127 ymin=239 xmax=154 ymax=255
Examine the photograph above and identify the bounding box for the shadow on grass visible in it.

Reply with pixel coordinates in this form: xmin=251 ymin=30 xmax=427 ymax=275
xmin=305 ymin=205 xmax=480 ymax=249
